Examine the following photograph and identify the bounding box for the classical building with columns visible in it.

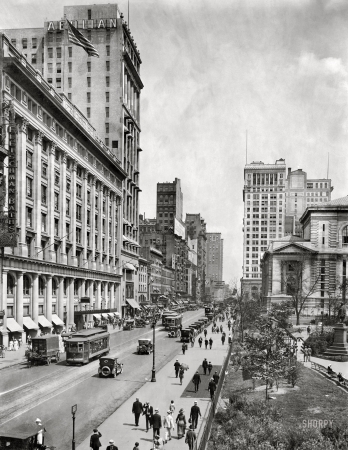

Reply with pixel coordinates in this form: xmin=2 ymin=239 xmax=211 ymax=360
xmin=0 ymin=33 xmax=127 ymax=346
xmin=261 ymin=196 xmax=348 ymax=318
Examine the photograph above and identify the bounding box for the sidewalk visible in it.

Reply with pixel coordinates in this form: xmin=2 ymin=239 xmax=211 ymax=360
xmin=77 ymin=330 xmax=230 ymax=450
xmin=0 ymin=325 xmax=122 ymax=371
xmin=303 ymin=356 xmax=348 ymax=378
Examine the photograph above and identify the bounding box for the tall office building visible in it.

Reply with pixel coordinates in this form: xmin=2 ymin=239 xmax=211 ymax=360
xmin=206 ymin=233 xmax=224 ymax=282
xmin=242 ymin=159 xmax=286 ymax=297
xmin=3 ymin=4 xmax=144 ymax=309
xmin=186 ymin=213 xmax=207 ymax=301
xmin=156 ymin=178 xmax=183 ymax=232
xmin=284 ymin=168 xmax=333 ymax=235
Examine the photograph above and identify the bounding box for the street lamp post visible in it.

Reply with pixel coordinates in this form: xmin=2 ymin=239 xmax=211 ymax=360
xmin=151 ymin=308 xmax=160 ymax=382
xmin=71 ymin=404 xmax=77 ymax=450
xmin=321 ymin=311 xmax=324 ymax=334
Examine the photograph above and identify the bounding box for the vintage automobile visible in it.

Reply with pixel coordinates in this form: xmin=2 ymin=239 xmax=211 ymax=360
xmin=135 ymin=318 xmax=147 ymax=328
xmin=137 ymin=338 xmax=153 ymax=354
xmin=180 ymin=328 xmax=193 ymax=343
xmin=98 ymin=356 xmax=123 ymax=378
xmin=167 ymin=326 xmax=181 ymax=338
xmin=123 ymin=319 xmax=135 ymax=330
xmin=0 ymin=424 xmax=55 ymax=449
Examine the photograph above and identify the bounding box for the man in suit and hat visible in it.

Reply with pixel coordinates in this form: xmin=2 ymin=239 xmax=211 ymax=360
xmin=90 ymin=428 xmax=102 ymax=449
xmin=192 ymin=371 xmax=201 ymax=393
xmin=152 ymin=408 xmax=162 ymax=439
xmin=202 ymin=358 xmax=208 ymax=375
xmin=189 ymin=401 xmax=201 ymax=429
xmin=35 ymin=418 xmax=45 ymax=446
xmin=132 ymin=398 xmax=143 ymax=426
xmin=106 ymin=439 xmax=118 ymax=450
xmin=174 ymin=359 xmax=181 ymax=378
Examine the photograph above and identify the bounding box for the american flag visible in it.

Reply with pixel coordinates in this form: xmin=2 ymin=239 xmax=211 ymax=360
xmin=66 ymin=20 xmax=99 ymax=58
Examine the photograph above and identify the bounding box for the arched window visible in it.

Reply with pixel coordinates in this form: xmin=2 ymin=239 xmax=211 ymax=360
xmin=39 ymin=277 xmax=45 ymax=296
xmin=343 ymin=226 xmax=348 ymax=245
xmin=7 ymin=274 xmax=14 ymax=295
xmin=24 ymin=275 xmax=31 ymax=296
xmin=52 ymin=278 xmax=57 ymax=296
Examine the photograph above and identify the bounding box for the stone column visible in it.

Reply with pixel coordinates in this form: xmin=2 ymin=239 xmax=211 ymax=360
xmin=110 ymin=193 xmax=116 ymax=271
xmin=105 ymin=189 xmax=110 ymax=270
xmin=31 ymin=273 xmax=39 ymax=325
xmin=96 ymin=280 xmax=101 ymax=309
xmin=17 ymin=119 xmax=28 ymax=256
xmin=272 ymin=258 xmax=282 ymax=294
xmin=34 ymin=131 xmax=43 ymax=258
xmin=1 ymin=270 xmax=9 ymax=347
xmin=47 ymin=142 xmax=56 ymax=260
xmin=70 ymin=161 xmax=77 ymax=267
xmin=67 ymin=278 xmax=75 ymax=330
xmin=16 ymin=272 xmax=24 ymax=329
xmin=82 ymin=170 xmax=88 ymax=266
xmin=98 ymin=184 xmax=103 ymax=270
xmin=57 ymin=277 xmax=64 ymax=323
xmin=116 ymin=196 xmax=122 ymax=276
xmin=110 ymin=282 xmax=115 ymax=309
xmin=46 ymin=275 xmax=52 ymax=325
xmin=60 ymin=153 xmax=67 ymax=264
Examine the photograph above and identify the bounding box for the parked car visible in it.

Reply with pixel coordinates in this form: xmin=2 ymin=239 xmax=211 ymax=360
xmin=137 ymin=338 xmax=153 ymax=354
xmin=98 ymin=356 xmax=123 ymax=378
xmin=123 ymin=319 xmax=135 ymax=330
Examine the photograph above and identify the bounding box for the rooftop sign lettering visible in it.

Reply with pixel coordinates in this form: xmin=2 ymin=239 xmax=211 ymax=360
xmin=46 ymin=18 xmax=117 ymax=32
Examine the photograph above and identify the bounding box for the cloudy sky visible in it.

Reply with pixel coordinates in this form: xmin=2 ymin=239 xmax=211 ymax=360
xmin=2 ymin=0 xmax=348 ymax=284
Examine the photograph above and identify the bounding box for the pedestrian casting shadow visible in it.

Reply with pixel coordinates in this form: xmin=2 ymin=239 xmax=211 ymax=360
xmin=140 ymin=438 xmax=154 ymax=443
xmin=123 ymin=423 xmax=138 ymax=427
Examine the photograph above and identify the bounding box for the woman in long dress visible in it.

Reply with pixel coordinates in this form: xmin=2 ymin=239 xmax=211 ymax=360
xmin=176 ymin=408 xmax=186 ymax=439
xmin=9 ymin=340 xmax=14 ymax=351
xmin=13 ymin=339 xmax=19 ymax=351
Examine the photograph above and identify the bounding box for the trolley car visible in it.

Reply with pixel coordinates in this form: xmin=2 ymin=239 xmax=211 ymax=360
xmin=164 ymin=314 xmax=182 ymax=331
xmin=65 ymin=328 xmax=110 ymax=365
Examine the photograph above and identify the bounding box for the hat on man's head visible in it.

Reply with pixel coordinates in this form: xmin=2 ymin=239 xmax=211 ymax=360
xmin=35 ymin=418 xmax=41 ymax=423
xmin=194 ymin=401 xmax=197 ymax=404
xmin=167 ymin=410 xmax=171 ymax=414
xmin=109 ymin=440 xmax=114 ymax=444
xmin=136 ymin=397 xmax=139 ymax=401
xmin=155 ymin=408 xmax=159 ymax=412
xmin=93 ymin=429 xmax=98 ymax=432
xmin=179 ymin=408 xmax=184 ymax=413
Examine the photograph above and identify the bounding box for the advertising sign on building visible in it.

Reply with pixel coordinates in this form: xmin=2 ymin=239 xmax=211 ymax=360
xmin=0 ymin=123 xmax=17 ymax=247
xmin=174 ymin=218 xmax=186 ymax=240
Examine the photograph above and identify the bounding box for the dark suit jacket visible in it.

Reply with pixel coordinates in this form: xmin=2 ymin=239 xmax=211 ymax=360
xmin=192 ymin=373 xmax=201 ymax=385
xmin=202 ymin=360 xmax=208 ymax=368
xmin=90 ymin=432 xmax=102 ymax=449
xmin=152 ymin=413 xmax=162 ymax=428
xmin=132 ymin=400 xmax=143 ymax=414
xmin=174 ymin=361 xmax=181 ymax=370
xmin=190 ymin=405 xmax=201 ymax=418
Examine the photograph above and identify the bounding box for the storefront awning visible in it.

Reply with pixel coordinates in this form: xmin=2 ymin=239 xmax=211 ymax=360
xmin=113 ymin=312 xmax=120 ymax=316
xmin=101 ymin=313 xmax=109 ymax=319
xmin=126 ymin=298 xmax=141 ymax=309
xmin=7 ymin=318 xmax=24 ymax=333
xmin=51 ymin=314 xmax=64 ymax=327
xmin=107 ymin=313 xmax=115 ymax=318
xmin=93 ymin=314 xmax=101 ymax=320
xmin=38 ymin=315 xmax=52 ymax=328
xmin=23 ymin=316 xmax=39 ymax=330
xmin=124 ymin=262 xmax=137 ymax=271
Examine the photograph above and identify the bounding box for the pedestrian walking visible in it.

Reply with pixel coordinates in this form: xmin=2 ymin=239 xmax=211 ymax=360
xmin=228 ymin=334 xmax=232 ymax=345
xmin=208 ymin=378 xmax=217 ymax=401
xmin=132 ymin=397 xmax=143 ymax=426
xmin=153 ymin=433 xmax=165 ymax=450
xmin=176 ymin=408 xmax=187 ymax=439
xmin=190 ymin=336 xmax=195 ymax=348
xmin=18 ymin=337 xmax=22 ymax=348
xmin=220 ymin=325 xmax=223 ymax=333
xmin=174 ymin=359 xmax=181 ymax=378
xmin=204 ymin=329 xmax=207 ymax=337
xmin=133 ymin=443 xmax=139 ymax=450
xmin=106 ymin=439 xmax=118 ymax=450
xmin=152 ymin=408 xmax=162 ymax=439
xmin=207 ymin=361 xmax=213 ymax=375
xmin=163 ymin=410 xmax=175 ymax=443
xmin=143 ymin=402 xmax=153 ymax=432
xmin=307 ymin=326 xmax=311 ymax=335
xmin=308 ymin=347 xmax=312 ymax=362
xmin=182 ymin=343 xmax=187 ymax=355
xmin=198 ymin=337 xmax=203 ymax=348
xmin=189 ymin=401 xmax=201 ymax=429
xmin=169 ymin=400 xmax=175 ymax=414
xmin=221 ymin=334 xmax=225 ymax=345
xmin=202 ymin=358 xmax=208 ymax=375
xmin=90 ymin=429 xmax=102 ymax=450
xmin=303 ymin=347 xmax=308 ymax=362
xmin=209 ymin=338 xmax=213 ymax=349
xmin=179 ymin=366 xmax=185 ymax=385
xmin=9 ymin=340 xmax=13 ymax=351
xmin=192 ymin=371 xmax=201 ymax=392
xmin=185 ymin=425 xmax=197 ymax=450
xmin=212 ymin=371 xmax=220 ymax=385
xmin=204 ymin=338 xmax=209 ymax=349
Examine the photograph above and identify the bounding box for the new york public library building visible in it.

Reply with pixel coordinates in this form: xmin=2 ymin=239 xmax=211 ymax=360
xmin=0 ymin=33 xmax=127 ymax=347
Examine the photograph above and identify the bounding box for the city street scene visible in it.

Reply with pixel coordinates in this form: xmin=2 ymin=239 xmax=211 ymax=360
xmin=1 ymin=0 xmax=348 ymax=449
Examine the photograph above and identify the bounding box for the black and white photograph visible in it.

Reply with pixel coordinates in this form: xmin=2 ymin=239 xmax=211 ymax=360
xmin=1 ymin=0 xmax=348 ymax=449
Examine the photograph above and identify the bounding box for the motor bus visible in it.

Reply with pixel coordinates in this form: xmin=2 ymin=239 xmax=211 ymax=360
xmin=161 ymin=311 xmax=177 ymax=326
xmin=65 ymin=328 xmax=110 ymax=365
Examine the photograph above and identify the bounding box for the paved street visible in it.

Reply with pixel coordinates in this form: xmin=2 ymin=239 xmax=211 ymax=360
xmin=0 ymin=310 xmax=205 ymax=449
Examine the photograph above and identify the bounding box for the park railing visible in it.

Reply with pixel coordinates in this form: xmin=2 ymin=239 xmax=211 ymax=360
xmin=196 ymin=342 xmax=233 ymax=450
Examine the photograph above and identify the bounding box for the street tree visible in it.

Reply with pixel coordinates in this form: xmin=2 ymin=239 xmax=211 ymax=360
xmin=231 ymin=289 xmax=261 ymax=342
xmin=242 ymin=317 xmax=294 ymax=399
